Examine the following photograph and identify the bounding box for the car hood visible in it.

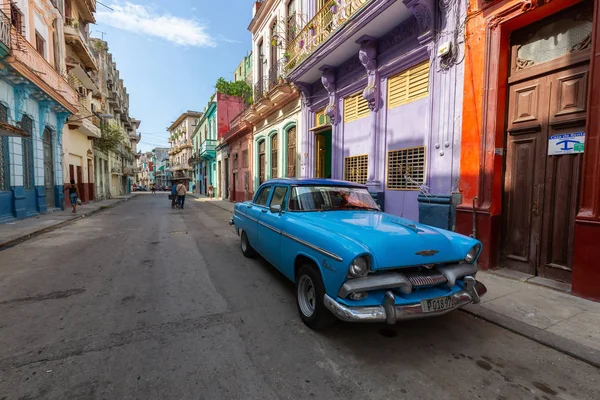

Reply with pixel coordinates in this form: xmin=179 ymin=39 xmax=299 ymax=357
xmin=293 ymin=211 xmax=477 ymax=269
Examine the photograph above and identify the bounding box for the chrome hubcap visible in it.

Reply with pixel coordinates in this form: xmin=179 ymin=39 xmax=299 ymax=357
xmin=297 ymin=275 xmax=316 ymax=317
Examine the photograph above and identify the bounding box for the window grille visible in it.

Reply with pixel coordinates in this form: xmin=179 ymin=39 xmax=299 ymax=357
xmin=0 ymin=104 xmax=8 ymax=191
xmin=315 ymin=108 xmax=330 ymax=128
xmin=287 ymin=126 xmax=296 ymax=177
xmin=387 ymin=61 xmax=430 ymax=109
xmin=21 ymin=116 xmax=34 ymax=190
xmin=344 ymin=91 xmax=370 ymax=123
xmin=386 ymin=146 xmax=426 ymax=190
xmin=344 ymin=155 xmax=368 ymax=184
xmin=271 ymin=134 xmax=278 ymax=178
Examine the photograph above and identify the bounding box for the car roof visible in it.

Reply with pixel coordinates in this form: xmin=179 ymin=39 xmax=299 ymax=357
xmin=263 ymin=178 xmax=366 ymax=188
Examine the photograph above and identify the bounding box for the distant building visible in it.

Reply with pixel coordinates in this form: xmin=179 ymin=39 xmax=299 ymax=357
xmin=167 ymin=111 xmax=203 ymax=191
xmin=233 ymin=51 xmax=253 ymax=85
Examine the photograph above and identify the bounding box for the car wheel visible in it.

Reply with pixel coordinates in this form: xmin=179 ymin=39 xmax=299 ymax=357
xmin=240 ymin=230 xmax=256 ymax=258
xmin=295 ymin=264 xmax=336 ymax=330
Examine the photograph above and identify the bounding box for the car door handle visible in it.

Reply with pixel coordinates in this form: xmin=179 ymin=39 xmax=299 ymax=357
xmin=246 ymin=205 xmax=253 ymax=208
xmin=261 ymin=209 xmax=268 ymax=213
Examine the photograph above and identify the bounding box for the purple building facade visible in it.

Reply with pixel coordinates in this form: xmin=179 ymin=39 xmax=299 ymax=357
xmin=286 ymin=0 xmax=465 ymax=228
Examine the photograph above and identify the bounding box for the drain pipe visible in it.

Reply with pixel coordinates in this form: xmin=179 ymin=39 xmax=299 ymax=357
xmin=470 ymin=197 xmax=478 ymax=239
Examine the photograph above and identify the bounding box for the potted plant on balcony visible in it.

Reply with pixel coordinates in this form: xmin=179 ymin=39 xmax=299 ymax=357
xmin=330 ymin=1 xmax=339 ymax=13
xmin=308 ymin=23 xmax=316 ymax=36
xmin=283 ymin=52 xmax=290 ymax=62
xmin=298 ymin=39 xmax=305 ymax=49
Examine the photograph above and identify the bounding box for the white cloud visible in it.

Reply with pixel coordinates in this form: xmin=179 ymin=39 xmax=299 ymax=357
xmin=97 ymin=2 xmax=215 ymax=47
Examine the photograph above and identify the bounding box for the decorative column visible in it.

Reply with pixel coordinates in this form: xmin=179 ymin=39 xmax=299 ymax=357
xmin=296 ymin=82 xmax=312 ymax=178
xmin=357 ymin=36 xmax=381 ymax=191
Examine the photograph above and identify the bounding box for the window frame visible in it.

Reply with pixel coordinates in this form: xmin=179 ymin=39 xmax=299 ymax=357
xmin=268 ymin=185 xmax=289 ymax=211
xmin=253 ymin=184 xmax=272 ymax=207
xmin=344 ymin=154 xmax=368 ymax=184
xmin=35 ymin=31 xmax=45 ymax=58
xmin=386 ymin=146 xmax=427 ymax=191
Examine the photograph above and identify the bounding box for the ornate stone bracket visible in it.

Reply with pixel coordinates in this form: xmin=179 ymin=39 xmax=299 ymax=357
xmin=56 ymin=112 xmax=69 ymax=143
xmin=402 ymin=0 xmax=435 ymax=44
xmin=319 ymin=66 xmax=338 ymax=125
xmin=356 ymin=36 xmax=379 ymax=112
xmin=38 ymin=100 xmax=51 ymax=138
xmin=295 ymin=81 xmax=312 ymax=109
xmin=13 ymin=84 xmax=31 ymax=123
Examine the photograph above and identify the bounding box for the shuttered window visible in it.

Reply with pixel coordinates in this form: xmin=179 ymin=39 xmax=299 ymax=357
xmin=344 ymin=155 xmax=368 ymax=184
xmin=315 ymin=108 xmax=330 ymax=128
xmin=343 ymin=91 xmax=370 ymax=123
xmin=386 ymin=146 xmax=426 ymax=190
xmin=387 ymin=61 xmax=430 ymax=109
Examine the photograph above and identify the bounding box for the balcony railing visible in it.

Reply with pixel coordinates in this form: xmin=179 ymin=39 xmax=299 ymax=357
xmin=0 ymin=10 xmax=10 ymax=52
xmin=268 ymin=60 xmax=282 ymax=90
xmin=200 ymin=139 xmax=217 ymax=158
xmin=254 ymin=77 xmax=268 ymax=102
xmin=285 ymin=0 xmax=371 ymax=72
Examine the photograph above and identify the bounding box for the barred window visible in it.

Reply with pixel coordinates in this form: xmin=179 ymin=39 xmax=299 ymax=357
xmin=387 ymin=61 xmax=430 ymax=109
xmin=344 ymin=91 xmax=370 ymax=123
xmin=286 ymin=126 xmax=296 ymax=177
xmin=386 ymin=146 xmax=426 ymax=190
xmin=242 ymin=149 xmax=249 ymax=168
xmin=233 ymin=153 xmax=238 ymax=169
xmin=271 ymin=134 xmax=278 ymax=178
xmin=344 ymin=155 xmax=368 ymax=184
xmin=0 ymin=104 xmax=8 ymax=191
xmin=21 ymin=115 xmax=34 ymax=190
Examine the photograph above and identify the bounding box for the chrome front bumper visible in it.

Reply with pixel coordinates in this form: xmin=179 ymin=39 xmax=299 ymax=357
xmin=323 ymin=278 xmax=487 ymax=324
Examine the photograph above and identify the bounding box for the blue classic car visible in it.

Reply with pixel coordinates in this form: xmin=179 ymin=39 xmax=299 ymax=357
xmin=230 ymin=178 xmax=487 ymax=330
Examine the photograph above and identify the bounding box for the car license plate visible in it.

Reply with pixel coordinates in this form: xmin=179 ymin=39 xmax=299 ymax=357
xmin=421 ymin=296 xmax=455 ymax=313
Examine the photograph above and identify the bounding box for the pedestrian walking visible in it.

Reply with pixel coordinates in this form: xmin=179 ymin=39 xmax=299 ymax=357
xmin=176 ymin=182 xmax=187 ymax=209
xmin=151 ymin=184 xmax=156 ymax=194
xmin=68 ymin=179 xmax=80 ymax=213
xmin=207 ymin=184 xmax=214 ymax=198
xmin=192 ymin=183 xmax=196 ymax=193
xmin=171 ymin=183 xmax=178 ymax=209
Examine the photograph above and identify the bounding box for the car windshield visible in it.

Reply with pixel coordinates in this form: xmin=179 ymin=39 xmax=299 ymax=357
xmin=289 ymin=186 xmax=379 ymax=211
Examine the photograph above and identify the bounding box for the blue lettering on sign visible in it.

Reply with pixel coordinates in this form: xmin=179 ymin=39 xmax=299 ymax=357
xmin=556 ymin=139 xmax=580 ymax=151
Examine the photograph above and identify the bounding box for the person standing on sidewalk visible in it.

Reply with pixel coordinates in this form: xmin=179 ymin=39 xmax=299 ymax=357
xmin=68 ymin=179 xmax=81 ymax=213
xmin=176 ymin=182 xmax=187 ymax=209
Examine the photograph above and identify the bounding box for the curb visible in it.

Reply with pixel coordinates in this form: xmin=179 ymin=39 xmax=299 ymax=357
xmin=190 ymin=195 xmax=234 ymax=213
xmin=0 ymin=194 xmax=139 ymax=251
xmin=460 ymin=305 xmax=600 ymax=370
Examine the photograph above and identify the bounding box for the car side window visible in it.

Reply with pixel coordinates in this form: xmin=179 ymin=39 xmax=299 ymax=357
xmin=269 ymin=186 xmax=288 ymax=209
xmin=254 ymin=186 xmax=272 ymax=206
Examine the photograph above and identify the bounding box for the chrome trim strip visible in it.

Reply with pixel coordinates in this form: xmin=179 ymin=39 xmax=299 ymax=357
xmin=258 ymin=220 xmax=281 ymax=234
xmin=338 ymin=272 xmax=413 ymax=298
xmin=324 ymin=281 xmax=488 ymax=324
xmin=235 ymin=210 xmax=257 ymax=223
xmin=281 ymin=231 xmax=343 ymax=262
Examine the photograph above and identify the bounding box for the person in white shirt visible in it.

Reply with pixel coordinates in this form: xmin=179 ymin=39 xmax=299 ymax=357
xmin=176 ymin=183 xmax=187 ymax=209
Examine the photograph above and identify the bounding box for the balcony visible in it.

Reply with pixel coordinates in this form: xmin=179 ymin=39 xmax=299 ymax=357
xmin=6 ymin=26 xmax=77 ymax=113
xmin=67 ymin=102 xmax=101 ymax=138
xmin=181 ymin=140 xmax=192 ymax=149
xmin=199 ymin=139 xmax=217 ymax=159
xmin=64 ymin=23 xmax=98 ymax=71
xmin=0 ymin=10 xmax=10 ymax=56
xmin=285 ymin=0 xmax=371 ymax=73
xmin=111 ymin=166 xmax=122 ymax=175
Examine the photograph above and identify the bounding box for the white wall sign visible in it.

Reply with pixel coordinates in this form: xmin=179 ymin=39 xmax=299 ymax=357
xmin=548 ymin=132 xmax=585 ymax=156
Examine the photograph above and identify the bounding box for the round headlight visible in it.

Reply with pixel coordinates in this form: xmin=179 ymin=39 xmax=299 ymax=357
xmin=349 ymin=256 xmax=369 ymax=277
xmin=465 ymin=244 xmax=481 ymax=263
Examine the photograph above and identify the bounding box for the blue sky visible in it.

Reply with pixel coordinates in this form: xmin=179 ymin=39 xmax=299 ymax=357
xmin=93 ymin=0 xmax=253 ymax=152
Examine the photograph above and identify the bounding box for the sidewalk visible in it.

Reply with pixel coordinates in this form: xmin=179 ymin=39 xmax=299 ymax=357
xmin=464 ymin=270 xmax=600 ymax=368
xmin=188 ymin=193 xmax=234 ymax=213
xmin=0 ymin=193 xmax=138 ymax=250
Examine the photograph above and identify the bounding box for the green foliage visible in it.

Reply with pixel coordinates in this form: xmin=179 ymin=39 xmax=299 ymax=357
xmin=96 ymin=123 xmax=123 ymax=154
xmin=215 ymin=77 xmax=253 ymax=105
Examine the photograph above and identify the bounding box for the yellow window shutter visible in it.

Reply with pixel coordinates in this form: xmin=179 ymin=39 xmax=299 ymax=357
xmin=344 ymin=91 xmax=370 ymax=123
xmin=388 ymin=61 xmax=430 ymax=109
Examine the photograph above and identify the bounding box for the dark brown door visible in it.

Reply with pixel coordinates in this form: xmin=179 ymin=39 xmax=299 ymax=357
xmin=76 ymin=166 xmax=84 ymax=202
xmin=42 ymin=128 xmax=54 ymax=209
xmin=259 ymin=140 xmax=266 ymax=184
xmin=88 ymin=159 xmax=94 ymax=201
xmin=501 ymin=1 xmax=591 ymax=283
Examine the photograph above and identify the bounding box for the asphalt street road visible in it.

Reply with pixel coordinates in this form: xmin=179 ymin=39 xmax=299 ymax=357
xmin=0 ymin=194 xmax=598 ymax=400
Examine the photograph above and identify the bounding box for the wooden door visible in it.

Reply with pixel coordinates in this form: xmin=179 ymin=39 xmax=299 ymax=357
xmin=287 ymin=126 xmax=296 ymax=177
xmin=88 ymin=159 xmax=94 ymax=201
xmin=259 ymin=140 xmax=266 ymax=184
xmin=76 ymin=166 xmax=84 ymax=202
xmin=502 ymin=1 xmax=592 ymax=283
xmin=42 ymin=128 xmax=54 ymax=209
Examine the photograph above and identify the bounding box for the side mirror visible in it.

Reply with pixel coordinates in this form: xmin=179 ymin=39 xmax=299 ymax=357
xmin=269 ymin=204 xmax=282 ymax=214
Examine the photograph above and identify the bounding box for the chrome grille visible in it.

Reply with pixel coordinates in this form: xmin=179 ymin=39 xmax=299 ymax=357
xmin=402 ymin=269 xmax=448 ymax=288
